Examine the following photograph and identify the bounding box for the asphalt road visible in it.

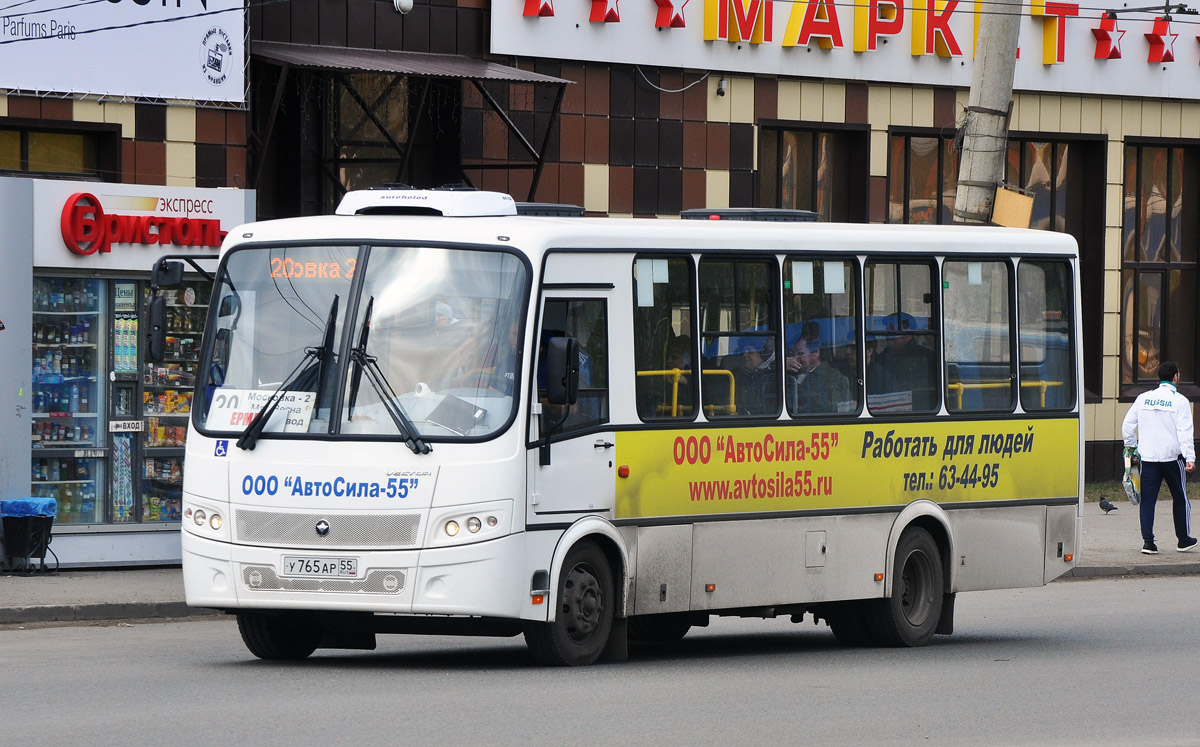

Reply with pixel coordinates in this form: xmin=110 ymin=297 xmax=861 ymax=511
xmin=3 ymin=575 xmax=1196 ymax=746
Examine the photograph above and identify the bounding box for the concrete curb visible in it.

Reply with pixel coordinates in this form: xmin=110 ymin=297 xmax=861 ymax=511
xmin=0 ymin=602 xmax=215 ymax=626
xmin=1063 ymin=563 xmax=1200 ymax=578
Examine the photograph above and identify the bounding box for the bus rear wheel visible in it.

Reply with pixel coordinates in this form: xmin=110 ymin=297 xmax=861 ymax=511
xmin=867 ymin=527 xmax=944 ymax=647
xmin=237 ymin=612 xmax=322 ymax=660
xmin=523 ymin=541 xmax=614 ymax=666
xmin=825 ymin=601 xmax=876 ymax=647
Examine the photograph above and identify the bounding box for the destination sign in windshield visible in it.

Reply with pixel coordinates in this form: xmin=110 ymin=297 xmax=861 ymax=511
xmin=206 ymin=389 xmax=316 ymax=432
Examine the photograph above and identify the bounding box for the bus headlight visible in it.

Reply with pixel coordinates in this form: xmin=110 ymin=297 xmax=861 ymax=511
xmin=193 ymin=510 xmax=207 ymax=526
xmin=210 ymin=513 xmax=223 ymax=530
xmin=426 ymin=501 xmax=512 ymax=547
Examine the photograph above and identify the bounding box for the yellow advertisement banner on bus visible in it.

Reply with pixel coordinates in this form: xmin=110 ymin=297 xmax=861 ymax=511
xmin=614 ymin=418 xmax=1079 ymax=519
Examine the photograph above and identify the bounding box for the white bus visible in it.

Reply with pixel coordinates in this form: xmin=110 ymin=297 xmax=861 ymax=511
xmin=168 ymin=188 xmax=1082 ymax=665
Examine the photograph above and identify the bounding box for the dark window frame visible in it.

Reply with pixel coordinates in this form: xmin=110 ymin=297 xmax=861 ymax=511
xmin=0 ymin=116 xmax=122 ymax=181
xmin=1119 ymin=137 xmax=1200 ymax=400
xmin=757 ymin=119 xmax=870 ymax=223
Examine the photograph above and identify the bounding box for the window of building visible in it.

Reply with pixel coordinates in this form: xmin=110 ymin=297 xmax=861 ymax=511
xmin=759 ymin=124 xmax=869 ymax=222
xmin=0 ymin=120 xmax=116 ymax=178
xmin=1004 ymin=136 xmax=1104 ymax=401
xmin=1121 ymin=143 xmax=1199 ymax=389
xmin=865 ymin=261 xmax=939 ymax=413
xmin=633 ymin=256 xmax=696 ymax=421
xmin=887 ymin=132 xmax=958 ymax=224
xmin=782 ymin=257 xmax=860 ymax=416
xmin=698 ymin=258 xmax=780 ymax=418
xmin=944 ymin=259 xmax=1013 ymax=412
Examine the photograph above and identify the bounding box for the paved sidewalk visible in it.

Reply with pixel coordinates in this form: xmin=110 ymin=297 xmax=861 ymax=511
xmin=1 ymin=498 xmax=1197 ymax=626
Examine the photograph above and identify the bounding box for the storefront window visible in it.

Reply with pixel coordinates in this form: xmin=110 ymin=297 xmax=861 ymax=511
xmin=1121 ymin=143 xmax=1199 ymax=388
xmin=759 ymin=125 xmax=868 ymax=222
xmin=30 ymin=276 xmax=211 ymax=526
xmin=31 ymin=278 xmax=106 ymax=525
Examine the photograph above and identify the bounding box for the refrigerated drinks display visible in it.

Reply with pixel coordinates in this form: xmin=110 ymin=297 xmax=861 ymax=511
xmin=141 ymin=282 xmax=208 ymax=522
xmin=31 ymin=278 xmax=106 ymax=525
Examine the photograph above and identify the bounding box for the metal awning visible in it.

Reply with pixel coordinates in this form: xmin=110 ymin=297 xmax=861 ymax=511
xmin=251 ymin=41 xmax=571 ymax=86
xmin=249 ymin=41 xmax=571 ymax=202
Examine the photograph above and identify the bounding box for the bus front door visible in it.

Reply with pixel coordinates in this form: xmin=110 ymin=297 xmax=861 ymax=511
xmin=528 ymin=293 xmax=616 ymax=521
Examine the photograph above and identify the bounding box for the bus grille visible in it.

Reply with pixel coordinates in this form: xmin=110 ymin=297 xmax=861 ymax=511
xmin=234 ymin=509 xmax=422 ymax=549
xmin=241 ymin=565 xmax=407 ymax=594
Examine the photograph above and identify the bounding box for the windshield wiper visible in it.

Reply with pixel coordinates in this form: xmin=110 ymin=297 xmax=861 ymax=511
xmin=236 ymin=296 xmax=339 ymax=451
xmin=348 ymin=296 xmax=431 ymax=455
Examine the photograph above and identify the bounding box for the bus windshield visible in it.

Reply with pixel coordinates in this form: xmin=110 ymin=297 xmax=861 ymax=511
xmin=196 ymin=243 xmax=528 ymax=442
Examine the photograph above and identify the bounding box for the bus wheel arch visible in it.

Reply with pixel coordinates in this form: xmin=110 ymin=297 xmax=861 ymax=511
xmin=870 ymin=504 xmax=955 ymax=646
xmin=885 ymin=501 xmax=953 ymax=597
xmin=524 ymin=537 xmax=619 ymax=665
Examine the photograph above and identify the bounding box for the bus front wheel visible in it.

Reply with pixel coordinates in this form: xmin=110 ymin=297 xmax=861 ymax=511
xmin=237 ymin=612 xmax=321 ymax=660
xmin=523 ymin=541 xmax=614 ymax=666
xmin=868 ymin=527 xmax=944 ymax=647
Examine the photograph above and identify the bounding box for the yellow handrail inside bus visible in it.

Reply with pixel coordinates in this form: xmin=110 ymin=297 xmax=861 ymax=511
xmin=946 ymin=379 xmax=1064 ymax=409
xmin=636 ymin=368 xmax=737 ymax=416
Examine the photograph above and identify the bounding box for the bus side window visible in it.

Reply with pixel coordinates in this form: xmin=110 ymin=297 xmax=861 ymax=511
xmin=633 ymin=257 xmax=697 ymax=421
xmin=1018 ymin=260 xmax=1076 ymax=410
xmin=538 ymin=298 xmax=610 ymax=435
xmin=783 ymin=257 xmax=861 ymax=416
xmin=698 ymin=258 xmax=780 ymax=418
xmin=865 ymin=261 xmax=939 ymax=414
xmin=943 ymin=260 xmax=1014 ymax=412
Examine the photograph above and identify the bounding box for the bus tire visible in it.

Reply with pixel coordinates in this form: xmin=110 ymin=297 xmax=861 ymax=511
xmin=236 ymin=612 xmax=321 ymax=660
xmin=628 ymin=613 xmax=692 ymax=642
xmin=825 ymin=601 xmax=876 ymax=647
xmin=867 ymin=527 xmax=944 ymax=647
xmin=523 ymin=541 xmax=614 ymax=666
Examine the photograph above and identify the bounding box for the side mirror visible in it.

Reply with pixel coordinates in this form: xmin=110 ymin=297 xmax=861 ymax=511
xmin=145 ymin=295 xmax=167 ymax=363
xmin=545 ymin=336 xmax=579 ymax=406
xmin=218 ymin=294 xmax=240 ymax=318
xmin=151 ymin=259 xmax=185 ymax=290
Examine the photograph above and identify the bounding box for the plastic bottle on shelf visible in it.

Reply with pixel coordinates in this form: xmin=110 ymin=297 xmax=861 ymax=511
xmin=70 ymin=384 xmax=80 ymax=412
xmin=80 ymin=386 xmax=89 ymax=413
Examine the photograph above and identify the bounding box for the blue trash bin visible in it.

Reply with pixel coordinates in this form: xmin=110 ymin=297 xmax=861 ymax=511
xmin=1 ymin=497 xmax=57 ymax=568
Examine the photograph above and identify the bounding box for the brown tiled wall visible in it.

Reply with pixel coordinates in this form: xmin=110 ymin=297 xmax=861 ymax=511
xmin=461 ymin=63 xmax=764 ymax=214
xmin=194 ymin=109 xmax=249 ymax=188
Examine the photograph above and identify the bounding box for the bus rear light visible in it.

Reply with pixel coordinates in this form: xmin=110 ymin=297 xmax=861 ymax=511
xmin=531 ymin=595 xmax=545 ymax=605
xmin=445 ymin=521 xmax=460 ymax=537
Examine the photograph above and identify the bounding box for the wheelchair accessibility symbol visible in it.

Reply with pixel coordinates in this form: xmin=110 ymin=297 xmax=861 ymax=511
xmin=215 ymin=440 xmax=229 ymax=457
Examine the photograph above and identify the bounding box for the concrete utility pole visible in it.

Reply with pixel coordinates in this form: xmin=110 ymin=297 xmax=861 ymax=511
xmin=953 ymin=0 xmax=1023 ymax=224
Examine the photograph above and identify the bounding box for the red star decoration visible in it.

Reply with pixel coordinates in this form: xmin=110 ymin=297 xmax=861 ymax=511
xmin=1144 ymin=16 xmax=1177 ymax=63
xmin=589 ymin=0 xmax=620 ymax=22
xmin=523 ymin=0 xmax=554 ymax=17
xmin=1091 ymin=14 xmax=1124 ymax=59
xmin=654 ymin=0 xmax=689 ymax=28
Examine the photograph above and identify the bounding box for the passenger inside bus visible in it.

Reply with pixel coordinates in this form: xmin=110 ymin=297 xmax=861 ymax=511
xmin=662 ymin=335 xmax=694 ymax=414
xmin=867 ymin=315 xmax=938 ymax=411
xmin=786 ymin=329 xmax=853 ymax=415
xmin=731 ymin=337 xmax=778 ymax=415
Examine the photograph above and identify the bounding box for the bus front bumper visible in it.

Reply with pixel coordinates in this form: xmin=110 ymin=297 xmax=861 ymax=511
xmin=182 ymin=529 xmax=532 ymax=620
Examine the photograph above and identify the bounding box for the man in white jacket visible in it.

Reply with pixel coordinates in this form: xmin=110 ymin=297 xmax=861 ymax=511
xmin=1121 ymin=362 xmax=1197 ymax=554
